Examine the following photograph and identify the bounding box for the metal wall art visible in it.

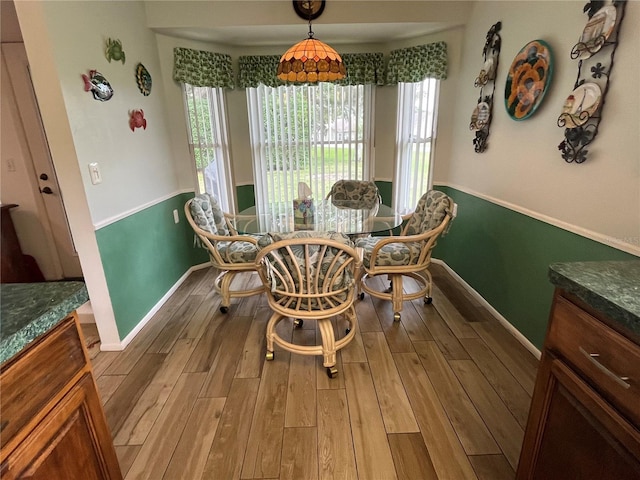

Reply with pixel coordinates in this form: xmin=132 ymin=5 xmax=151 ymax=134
xmin=81 ymin=70 xmax=114 ymax=101
xmin=105 ymin=38 xmax=126 ymax=64
xmin=129 ymin=109 xmax=147 ymax=132
xmin=471 ymin=21 xmax=502 ymax=153
xmin=135 ymin=63 xmax=152 ymax=96
xmin=558 ymin=0 xmax=627 ymax=163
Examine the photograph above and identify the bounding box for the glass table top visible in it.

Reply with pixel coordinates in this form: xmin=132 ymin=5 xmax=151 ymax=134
xmin=232 ymin=200 xmax=403 ymax=235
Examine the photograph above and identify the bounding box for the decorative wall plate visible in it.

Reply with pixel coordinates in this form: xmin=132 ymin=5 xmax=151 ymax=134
xmin=475 ymin=58 xmax=495 ymax=86
xmin=559 ymin=82 xmax=601 ymax=128
xmin=576 ymin=5 xmax=617 ymax=60
xmin=135 ymin=63 xmax=152 ymax=96
xmin=470 ymin=102 xmax=491 ymax=131
xmin=504 ymin=39 xmax=553 ymax=121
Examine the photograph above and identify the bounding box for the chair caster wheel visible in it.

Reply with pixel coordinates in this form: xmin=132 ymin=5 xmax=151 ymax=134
xmin=266 ymin=351 xmax=274 ymax=361
xmin=326 ymin=366 xmax=338 ymax=378
xmin=358 ymin=292 xmax=365 ymax=300
xmin=220 ymin=306 xmax=229 ymax=314
xmin=424 ymin=296 xmax=432 ymax=305
xmin=293 ymin=319 xmax=304 ymax=328
xmin=393 ymin=312 xmax=401 ymax=322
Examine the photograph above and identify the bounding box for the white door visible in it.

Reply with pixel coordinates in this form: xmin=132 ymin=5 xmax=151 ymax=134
xmin=1 ymin=43 xmax=82 ymax=279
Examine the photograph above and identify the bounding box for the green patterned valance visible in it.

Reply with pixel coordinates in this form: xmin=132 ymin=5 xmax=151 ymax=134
xmin=237 ymin=52 xmax=385 ymax=88
xmin=336 ymin=53 xmax=385 ymax=86
xmin=238 ymin=55 xmax=284 ymax=88
xmin=173 ymin=47 xmax=235 ymax=89
xmin=386 ymin=41 xmax=448 ymax=84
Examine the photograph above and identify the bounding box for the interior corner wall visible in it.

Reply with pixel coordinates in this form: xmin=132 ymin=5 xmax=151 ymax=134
xmin=435 ymin=1 xmax=640 ymax=349
xmin=21 ymin=0 xmax=198 ymax=341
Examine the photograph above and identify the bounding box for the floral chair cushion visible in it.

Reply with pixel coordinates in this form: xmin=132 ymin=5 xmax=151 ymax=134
xmin=327 ymin=180 xmax=381 ymax=209
xmin=258 ymin=231 xmax=355 ymax=309
xmin=190 ymin=193 xmax=258 ymax=264
xmin=189 ymin=193 xmax=229 ymax=236
xmin=216 ymin=239 xmax=259 ymax=263
xmin=355 ymin=237 xmax=423 ymax=268
xmin=404 ymin=190 xmax=452 ymax=236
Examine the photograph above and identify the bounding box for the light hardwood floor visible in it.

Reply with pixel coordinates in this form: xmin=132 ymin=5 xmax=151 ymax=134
xmin=84 ymin=263 xmax=540 ymax=480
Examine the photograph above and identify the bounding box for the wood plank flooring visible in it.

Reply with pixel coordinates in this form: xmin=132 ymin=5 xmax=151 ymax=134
xmin=84 ymin=263 xmax=539 ymax=480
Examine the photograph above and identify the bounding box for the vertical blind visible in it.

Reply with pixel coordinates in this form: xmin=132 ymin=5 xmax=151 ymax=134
xmin=247 ymin=82 xmax=373 ymax=214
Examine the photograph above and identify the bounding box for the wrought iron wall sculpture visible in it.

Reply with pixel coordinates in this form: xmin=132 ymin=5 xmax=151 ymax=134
xmin=471 ymin=22 xmax=502 ymax=153
xmin=558 ymin=0 xmax=627 ymax=163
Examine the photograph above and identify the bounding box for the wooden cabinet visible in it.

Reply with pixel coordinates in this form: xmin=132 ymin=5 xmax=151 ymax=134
xmin=0 ymin=314 xmax=122 ymax=479
xmin=517 ymin=290 xmax=640 ymax=479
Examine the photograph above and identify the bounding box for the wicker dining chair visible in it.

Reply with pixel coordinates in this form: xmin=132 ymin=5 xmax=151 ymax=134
xmin=325 ymin=179 xmax=381 ymax=209
xmin=255 ymin=231 xmax=360 ymax=378
xmin=184 ymin=193 xmax=264 ymax=313
xmin=356 ymin=190 xmax=455 ymax=321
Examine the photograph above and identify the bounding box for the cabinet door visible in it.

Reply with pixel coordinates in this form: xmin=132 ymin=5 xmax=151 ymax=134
xmin=2 ymin=374 xmax=122 ymax=480
xmin=521 ymin=358 xmax=640 ymax=480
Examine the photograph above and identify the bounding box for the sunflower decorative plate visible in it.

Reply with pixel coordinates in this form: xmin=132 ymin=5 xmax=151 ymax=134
xmin=504 ymin=40 xmax=554 ymax=121
xmin=135 ymin=63 xmax=152 ymax=96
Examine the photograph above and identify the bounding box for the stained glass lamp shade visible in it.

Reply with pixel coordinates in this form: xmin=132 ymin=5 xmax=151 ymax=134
xmin=277 ymin=35 xmax=346 ymax=83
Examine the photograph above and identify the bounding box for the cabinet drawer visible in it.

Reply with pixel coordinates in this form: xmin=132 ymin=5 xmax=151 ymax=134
xmin=0 ymin=316 xmax=86 ymax=450
xmin=547 ymin=296 xmax=640 ymax=427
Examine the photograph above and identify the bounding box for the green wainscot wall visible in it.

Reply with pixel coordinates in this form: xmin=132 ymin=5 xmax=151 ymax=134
xmin=95 ymin=193 xmax=208 ymax=339
xmin=433 ymin=186 xmax=637 ymax=349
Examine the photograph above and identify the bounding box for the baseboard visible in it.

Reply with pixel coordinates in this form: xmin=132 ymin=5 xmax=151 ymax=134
xmin=432 ymin=258 xmax=541 ymax=360
xmin=99 ymin=262 xmax=210 ymax=351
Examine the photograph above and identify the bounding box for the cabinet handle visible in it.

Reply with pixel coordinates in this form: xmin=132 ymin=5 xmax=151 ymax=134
xmin=579 ymin=347 xmax=631 ymax=389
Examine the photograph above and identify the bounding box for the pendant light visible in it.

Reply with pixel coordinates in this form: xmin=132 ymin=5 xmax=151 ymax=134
xmin=277 ymin=4 xmax=346 ymax=83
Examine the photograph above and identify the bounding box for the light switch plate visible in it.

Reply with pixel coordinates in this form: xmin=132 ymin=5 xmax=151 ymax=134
xmin=88 ymin=163 xmax=102 ymax=185
xmin=173 ymin=209 xmax=180 ymax=224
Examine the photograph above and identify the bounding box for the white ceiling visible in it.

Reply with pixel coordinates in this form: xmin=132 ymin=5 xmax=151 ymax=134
xmin=153 ymin=21 xmax=452 ymax=47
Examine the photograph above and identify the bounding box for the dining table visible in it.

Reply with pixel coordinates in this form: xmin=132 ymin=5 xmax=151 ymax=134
xmin=231 ymin=199 xmax=403 ymax=236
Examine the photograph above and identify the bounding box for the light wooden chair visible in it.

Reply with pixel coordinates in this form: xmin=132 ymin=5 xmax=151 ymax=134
xmin=185 ymin=194 xmax=264 ymax=313
xmin=356 ymin=190 xmax=455 ymax=321
xmin=255 ymin=232 xmax=359 ymax=378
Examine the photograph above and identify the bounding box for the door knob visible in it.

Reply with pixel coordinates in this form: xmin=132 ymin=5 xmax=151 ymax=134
xmin=41 ymin=187 xmax=54 ymax=195
xmin=40 ymin=173 xmax=49 ymax=180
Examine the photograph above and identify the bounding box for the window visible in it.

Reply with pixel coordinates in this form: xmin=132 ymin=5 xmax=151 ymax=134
xmin=394 ymin=78 xmax=440 ymax=214
xmin=182 ymin=84 xmax=234 ymax=212
xmin=247 ymin=83 xmax=374 ymax=208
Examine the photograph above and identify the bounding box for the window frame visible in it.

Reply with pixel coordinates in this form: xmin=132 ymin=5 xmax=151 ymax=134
xmin=182 ymin=84 xmax=235 ymax=213
xmin=393 ymin=78 xmax=440 ymax=214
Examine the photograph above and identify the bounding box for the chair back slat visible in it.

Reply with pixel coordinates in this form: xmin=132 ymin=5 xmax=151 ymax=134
xmin=256 ymin=232 xmax=358 ymax=315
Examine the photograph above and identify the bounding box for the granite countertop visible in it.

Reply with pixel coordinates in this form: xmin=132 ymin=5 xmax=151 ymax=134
xmin=0 ymin=282 xmax=89 ymax=365
xmin=549 ymin=260 xmax=640 ymax=341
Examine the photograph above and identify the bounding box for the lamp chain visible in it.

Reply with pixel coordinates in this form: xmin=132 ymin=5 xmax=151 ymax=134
xmin=308 ymin=17 xmax=314 ymax=38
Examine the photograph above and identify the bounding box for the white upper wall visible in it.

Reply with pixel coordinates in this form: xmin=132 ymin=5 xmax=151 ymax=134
xmin=40 ymin=0 xmax=179 ymax=224
xmin=444 ymin=1 xmax=639 ymax=253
